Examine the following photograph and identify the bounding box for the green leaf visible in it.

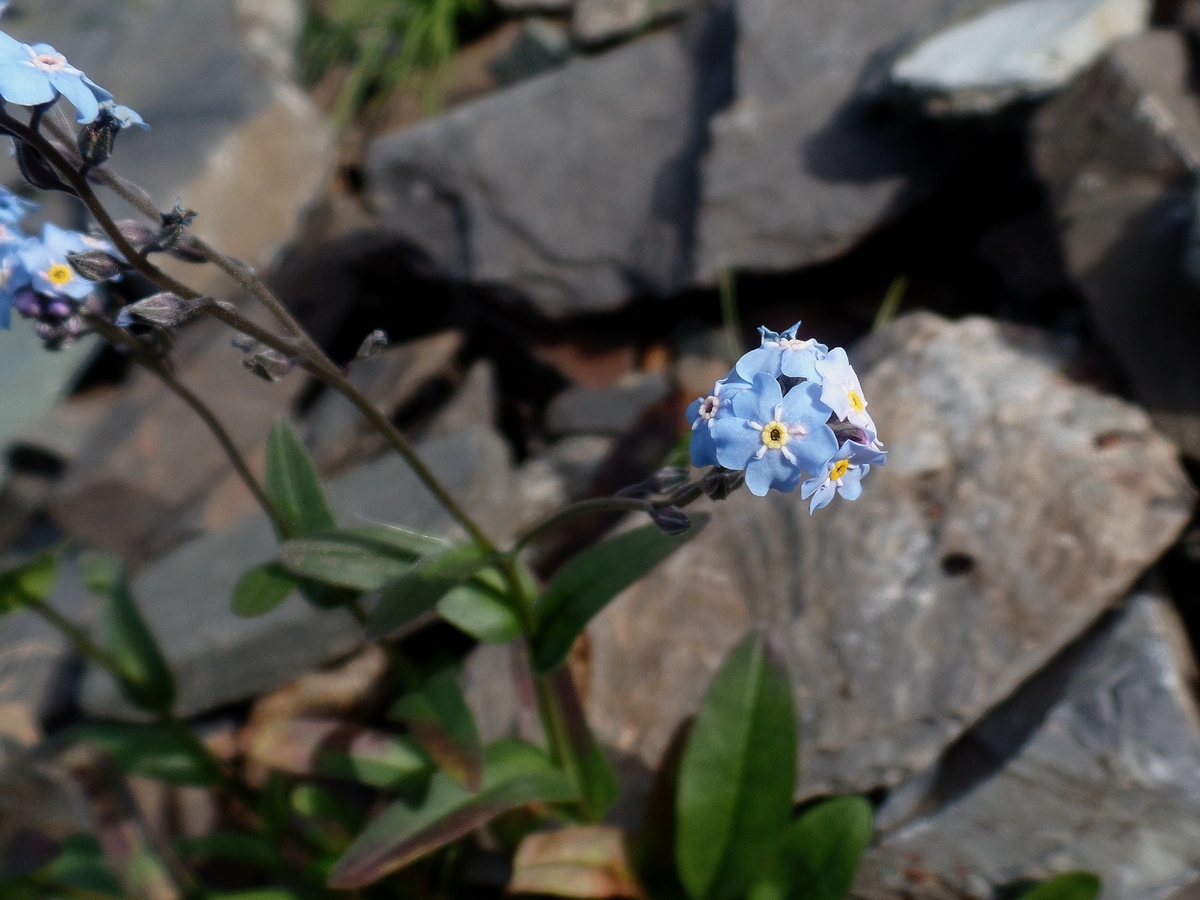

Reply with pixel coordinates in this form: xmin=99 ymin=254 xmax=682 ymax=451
xmin=64 ymin=722 xmax=220 ymax=786
xmin=292 ymin=783 xmax=363 ymax=834
xmin=83 ymin=555 xmax=175 ymax=713
xmin=532 ymin=517 xmax=708 ymax=672
xmin=231 ymin=562 xmax=299 ymax=618
xmin=279 ymin=535 xmax=417 ymax=591
xmin=748 ymin=797 xmax=873 ymax=900
xmin=366 ymin=545 xmax=494 ymax=639
xmin=328 ymin=738 xmax=579 ymax=889
xmin=45 ymin=834 xmax=123 ymax=897
xmin=676 ymin=631 xmax=797 ymax=900
xmin=390 ymin=666 xmax=484 ymax=791
xmin=1017 ymin=873 xmax=1103 ymax=900
xmin=176 ymin=832 xmax=285 ymax=872
xmin=437 ymin=569 xmax=523 ymax=643
xmin=240 ymin=717 xmax=433 ymax=790
xmin=265 ymin=417 xmax=336 ymax=537
xmin=550 ymin=667 xmax=618 ymax=822
xmin=0 ymin=554 xmax=56 ymax=613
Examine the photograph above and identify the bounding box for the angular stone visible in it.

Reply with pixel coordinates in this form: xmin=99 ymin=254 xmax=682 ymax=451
xmin=1032 ymin=30 xmax=1200 ymax=459
xmin=586 ymin=313 xmax=1194 ymax=798
xmin=891 ymin=0 xmax=1149 ymax=115
xmin=545 ymin=372 xmax=672 ymax=436
xmin=81 ymin=425 xmax=517 ymax=718
xmin=858 ymin=595 xmax=1200 ymax=900
xmin=367 ymin=16 xmax=734 ymax=317
xmin=428 ymin=359 xmax=498 ymax=437
xmin=571 ymin=0 xmax=692 ymax=46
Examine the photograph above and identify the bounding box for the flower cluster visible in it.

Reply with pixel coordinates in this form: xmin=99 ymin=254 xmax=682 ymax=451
xmin=686 ymin=323 xmax=886 ymax=513
xmin=0 ymin=187 xmax=119 ymax=346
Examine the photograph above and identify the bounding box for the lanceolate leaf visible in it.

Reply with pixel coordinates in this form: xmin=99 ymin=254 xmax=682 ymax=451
xmin=748 ymin=797 xmax=873 ymax=900
xmin=1017 ymin=873 xmax=1103 ymax=900
xmin=676 ymin=631 xmax=797 ymax=900
xmin=83 ymin=555 xmax=175 ymax=713
xmin=328 ymin=739 xmax=579 ymax=889
xmin=0 ymin=554 xmax=55 ymax=613
xmin=366 ymin=546 xmax=494 ymax=639
xmin=64 ymin=722 xmax=220 ymax=786
xmin=552 ymin=667 xmax=618 ymax=822
xmin=437 ymin=568 xmax=523 ymax=643
xmin=279 ymin=535 xmax=416 ymax=590
xmin=532 ymin=517 xmax=708 ymax=673
xmin=265 ymin=418 xmax=336 ymax=537
xmin=390 ymin=666 xmax=484 ymax=791
xmin=232 ymin=562 xmax=299 ymax=618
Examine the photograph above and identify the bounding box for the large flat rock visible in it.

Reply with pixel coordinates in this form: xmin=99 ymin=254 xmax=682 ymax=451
xmin=366 ymin=16 xmax=734 ymax=317
xmin=586 ymin=312 xmax=1194 ymax=798
xmin=859 ymin=594 xmax=1200 ymax=900
xmin=1032 ymin=30 xmax=1200 ymax=460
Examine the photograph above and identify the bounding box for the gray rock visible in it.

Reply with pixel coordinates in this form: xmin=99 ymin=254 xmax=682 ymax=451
xmin=571 ymin=0 xmax=691 ymax=46
xmin=495 ymin=0 xmax=574 ymax=15
xmin=859 ymin=594 xmax=1200 ymax=900
xmin=890 ymin=0 xmax=1149 ymax=115
xmin=693 ymin=0 xmax=980 ymax=281
xmin=81 ymin=425 xmax=518 ymax=718
xmin=585 ymin=313 xmax=1194 ymax=798
xmin=974 ymin=211 xmax=1071 ymax=298
xmin=1032 ymin=30 xmax=1200 ymax=460
xmin=367 ymin=16 xmax=733 ymax=317
xmin=427 ymin=359 xmax=498 ymax=438
xmin=545 ymin=372 xmax=672 ymax=436
xmin=489 ymin=19 xmax=573 ymax=86
xmin=0 ymin=738 xmax=93 ymax=873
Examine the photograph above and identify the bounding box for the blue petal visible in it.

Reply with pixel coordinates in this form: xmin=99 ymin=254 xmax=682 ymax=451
xmin=837 ymin=466 xmax=866 ymax=501
xmin=757 ymin=325 xmax=780 ymax=345
xmin=685 ymin=397 xmax=702 ymax=426
xmin=689 ymin=422 xmax=719 ymax=468
xmin=745 ymin=449 xmax=801 ymax=496
xmin=51 ymin=72 xmax=99 ymax=122
xmin=779 ymin=321 xmax=801 ymax=340
xmin=711 ymin=417 xmax=760 ymax=470
xmin=780 ymin=346 xmax=821 ymax=381
xmin=0 ymin=32 xmax=28 ymax=63
xmin=734 ymin=344 xmax=783 ymax=381
xmin=0 ymin=291 xmax=10 ymax=329
xmin=0 ymin=63 xmax=54 ymax=105
xmin=808 ymin=481 xmax=836 ymax=514
xmin=781 ymin=381 xmax=831 ymax=431
xmin=844 ymin=440 xmax=886 ymax=467
xmin=789 ymin=425 xmax=839 ymax=475
xmin=83 ymin=74 xmax=112 ymax=103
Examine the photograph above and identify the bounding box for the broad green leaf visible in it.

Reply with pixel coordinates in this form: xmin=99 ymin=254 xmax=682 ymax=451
xmin=265 ymin=417 xmax=336 ymax=537
xmin=532 ymin=517 xmax=708 ymax=672
xmin=64 ymin=722 xmax=220 ymax=786
xmin=231 ymin=562 xmax=299 ymax=618
xmin=341 ymin=525 xmax=451 ymax=559
xmin=390 ymin=666 xmax=484 ymax=791
xmin=328 ymin=738 xmax=579 ymax=889
xmin=176 ymin=832 xmax=285 ymax=872
xmin=366 ymin=545 xmax=493 ymax=639
xmin=83 ymin=555 xmax=175 ymax=713
xmin=551 ymin=667 xmax=618 ymax=822
xmin=279 ymin=535 xmax=416 ymax=590
xmin=45 ymin=834 xmax=122 ymax=897
xmin=292 ymin=783 xmax=363 ymax=834
xmin=437 ymin=569 xmax=523 ymax=643
xmin=240 ymin=717 xmax=432 ymax=789
xmin=0 ymin=554 xmax=55 ymax=613
xmin=1017 ymin=873 xmax=1103 ymax=900
xmin=747 ymin=797 xmax=873 ymax=900
xmin=676 ymin=631 xmax=797 ymax=900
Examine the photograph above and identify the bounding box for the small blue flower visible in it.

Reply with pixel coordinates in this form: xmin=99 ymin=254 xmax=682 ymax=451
xmin=98 ymin=100 xmax=148 ymax=130
xmin=0 ymin=185 xmax=33 ymax=226
xmin=18 ymin=223 xmax=109 ymax=301
xmin=710 ymin=373 xmax=839 ymax=497
xmin=0 ymin=246 xmax=29 ymax=329
xmin=686 ymin=369 xmax=751 ymax=467
xmin=800 ymin=440 xmax=887 ymax=514
xmin=0 ymin=32 xmax=112 ymax=123
xmin=814 ymin=346 xmax=877 ymax=438
xmin=734 ymin=321 xmax=828 ymax=383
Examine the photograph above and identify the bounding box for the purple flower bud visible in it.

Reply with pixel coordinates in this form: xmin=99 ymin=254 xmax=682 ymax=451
xmin=648 ymin=505 xmax=691 ymax=535
xmin=46 ymin=298 xmax=73 ymax=319
xmin=12 ymin=289 xmax=40 ymax=318
xmin=68 ymin=250 xmax=124 ymax=282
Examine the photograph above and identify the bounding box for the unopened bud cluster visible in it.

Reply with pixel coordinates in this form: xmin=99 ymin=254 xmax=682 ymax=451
xmin=686 ymin=322 xmax=886 ymax=513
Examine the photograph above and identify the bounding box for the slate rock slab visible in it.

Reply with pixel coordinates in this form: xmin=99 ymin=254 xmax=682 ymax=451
xmin=1032 ymin=30 xmax=1200 ymax=460
xmin=80 ymin=425 xmax=516 ymax=719
xmin=858 ymin=594 xmax=1200 ymax=900
xmin=891 ymin=0 xmax=1148 ymax=115
xmin=586 ymin=312 xmax=1194 ymax=798
xmin=367 ymin=15 xmax=733 ymax=317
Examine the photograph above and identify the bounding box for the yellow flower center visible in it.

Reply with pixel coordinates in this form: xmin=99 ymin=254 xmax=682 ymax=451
xmin=761 ymin=420 xmax=789 ymax=450
xmin=47 ymin=264 xmax=73 ymax=286
xmin=829 ymin=459 xmax=851 ymax=481
xmin=848 ymin=390 xmax=866 ymax=414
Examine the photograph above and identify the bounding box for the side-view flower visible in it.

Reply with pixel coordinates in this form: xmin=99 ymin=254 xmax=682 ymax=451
xmin=688 ymin=322 xmax=887 ymax=509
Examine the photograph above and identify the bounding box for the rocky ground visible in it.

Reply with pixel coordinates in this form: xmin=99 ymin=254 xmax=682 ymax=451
xmin=1 ymin=0 xmax=1200 ymax=897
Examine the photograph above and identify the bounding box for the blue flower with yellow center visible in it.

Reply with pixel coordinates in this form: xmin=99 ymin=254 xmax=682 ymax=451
xmin=801 ymin=440 xmax=886 ymax=514
xmin=18 ymin=223 xmax=108 ymax=301
xmin=685 ymin=368 xmax=750 ymax=467
xmin=734 ymin=321 xmax=828 ymax=383
xmin=710 ymin=373 xmax=839 ymax=496
xmin=0 ymin=31 xmax=112 ymax=123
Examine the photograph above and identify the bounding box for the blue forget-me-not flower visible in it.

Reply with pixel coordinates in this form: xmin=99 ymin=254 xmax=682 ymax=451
xmin=0 ymin=31 xmax=112 ymax=123
xmin=687 ymin=320 xmax=886 ymax=511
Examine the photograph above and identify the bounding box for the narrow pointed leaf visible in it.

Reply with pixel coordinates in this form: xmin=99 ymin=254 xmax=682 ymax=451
xmin=232 ymin=562 xmax=299 ymax=618
xmin=276 ymin=527 xmax=447 ymax=590
xmin=1018 ymin=873 xmax=1102 ymax=900
xmin=83 ymin=555 xmax=175 ymax=712
xmin=176 ymin=832 xmax=285 ymax=872
xmin=532 ymin=517 xmax=708 ymax=672
xmin=366 ymin=545 xmax=493 ymax=639
xmin=748 ymin=797 xmax=873 ymax=900
xmin=676 ymin=631 xmax=797 ymax=900
xmin=0 ymin=554 xmax=55 ymax=613
xmin=390 ymin=666 xmax=484 ymax=791
xmin=552 ymin=666 xmax=618 ymax=821
xmin=265 ymin=417 xmax=336 ymax=537
xmin=342 ymin=525 xmax=452 ymax=558
xmin=239 ymin=717 xmax=432 ymax=789
xmin=437 ymin=568 xmax=523 ymax=643
xmin=45 ymin=834 xmax=122 ymax=897
xmin=64 ymin=722 xmax=220 ymax=786
xmin=328 ymin=739 xmax=578 ymax=889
